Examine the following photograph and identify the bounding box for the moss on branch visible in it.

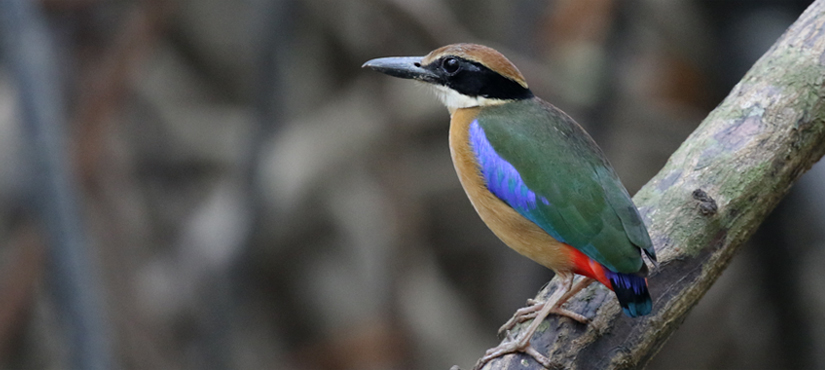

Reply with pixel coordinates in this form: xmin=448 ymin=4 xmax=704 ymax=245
xmin=470 ymin=1 xmax=825 ymax=369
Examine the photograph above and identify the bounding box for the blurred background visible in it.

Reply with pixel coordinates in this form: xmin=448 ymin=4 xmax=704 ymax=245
xmin=0 ymin=0 xmax=823 ymax=369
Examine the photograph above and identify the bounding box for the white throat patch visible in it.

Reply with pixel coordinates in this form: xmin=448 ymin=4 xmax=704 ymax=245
xmin=430 ymin=85 xmax=508 ymax=113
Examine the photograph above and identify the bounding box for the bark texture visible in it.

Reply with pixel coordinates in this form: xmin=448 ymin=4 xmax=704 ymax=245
xmin=472 ymin=1 xmax=825 ymax=369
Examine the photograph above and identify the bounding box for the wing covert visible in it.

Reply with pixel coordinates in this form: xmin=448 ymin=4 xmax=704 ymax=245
xmin=468 ymin=100 xmax=653 ymax=273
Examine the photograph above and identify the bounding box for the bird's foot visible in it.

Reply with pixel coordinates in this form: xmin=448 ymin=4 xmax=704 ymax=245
xmin=471 ymin=333 xmax=551 ymax=370
xmin=550 ymin=306 xmax=589 ymax=324
xmin=482 ymin=306 xmax=585 ymax=370
xmin=498 ymin=299 xmax=589 ymax=336
xmin=478 ymin=276 xmax=594 ymax=369
xmin=497 ymin=299 xmax=543 ymax=336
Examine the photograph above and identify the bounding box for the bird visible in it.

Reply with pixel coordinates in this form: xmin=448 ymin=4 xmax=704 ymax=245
xmin=363 ymin=44 xmax=656 ymax=369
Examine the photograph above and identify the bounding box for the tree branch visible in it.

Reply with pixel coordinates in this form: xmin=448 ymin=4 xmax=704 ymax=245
xmin=467 ymin=1 xmax=825 ymax=369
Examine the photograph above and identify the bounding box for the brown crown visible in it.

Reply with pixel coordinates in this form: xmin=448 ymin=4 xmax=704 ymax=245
xmin=420 ymin=44 xmax=528 ymax=89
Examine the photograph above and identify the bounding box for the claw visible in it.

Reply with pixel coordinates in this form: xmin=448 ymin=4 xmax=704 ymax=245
xmin=474 ymin=325 xmax=549 ymax=370
xmin=475 ymin=276 xmax=595 ymax=369
xmin=497 ymin=300 xmax=545 ymax=335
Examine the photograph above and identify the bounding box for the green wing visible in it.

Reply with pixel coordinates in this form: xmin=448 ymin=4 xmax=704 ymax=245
xmin=472 ymin=99 xmax=655 ymax=273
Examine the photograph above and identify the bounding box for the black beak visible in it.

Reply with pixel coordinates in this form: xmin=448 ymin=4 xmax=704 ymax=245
xmin=362 ymin=56 xmax=439 ymax=83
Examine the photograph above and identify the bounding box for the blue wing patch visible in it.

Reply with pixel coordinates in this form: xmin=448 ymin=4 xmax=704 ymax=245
xmin=469 ymin=120 xmax=564 ymax=243
xmin=468 ymin=120 xmax=615 ymax=268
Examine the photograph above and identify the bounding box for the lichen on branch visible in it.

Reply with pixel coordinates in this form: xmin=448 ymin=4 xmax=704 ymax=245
xmin=472 ymin=1 xmax=825 ymax=369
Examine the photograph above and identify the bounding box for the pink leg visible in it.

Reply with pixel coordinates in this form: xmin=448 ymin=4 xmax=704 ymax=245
xmin=475 ymin=275 xmax=595 ymax=370
xmin=498 ymin=277 xmax=594 ymax=335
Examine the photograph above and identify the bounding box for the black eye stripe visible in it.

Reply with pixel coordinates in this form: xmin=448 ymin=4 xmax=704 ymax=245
xmin=424 ymin=57 xmax=533 ymax=100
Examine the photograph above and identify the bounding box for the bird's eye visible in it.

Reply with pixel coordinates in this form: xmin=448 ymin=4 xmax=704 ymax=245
xmin=441 ymin=57 xmax=460 ymax=74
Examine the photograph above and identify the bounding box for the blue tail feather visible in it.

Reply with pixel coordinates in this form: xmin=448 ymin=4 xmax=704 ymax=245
xmin=604 ymin=270 xmax=652 ymax=317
